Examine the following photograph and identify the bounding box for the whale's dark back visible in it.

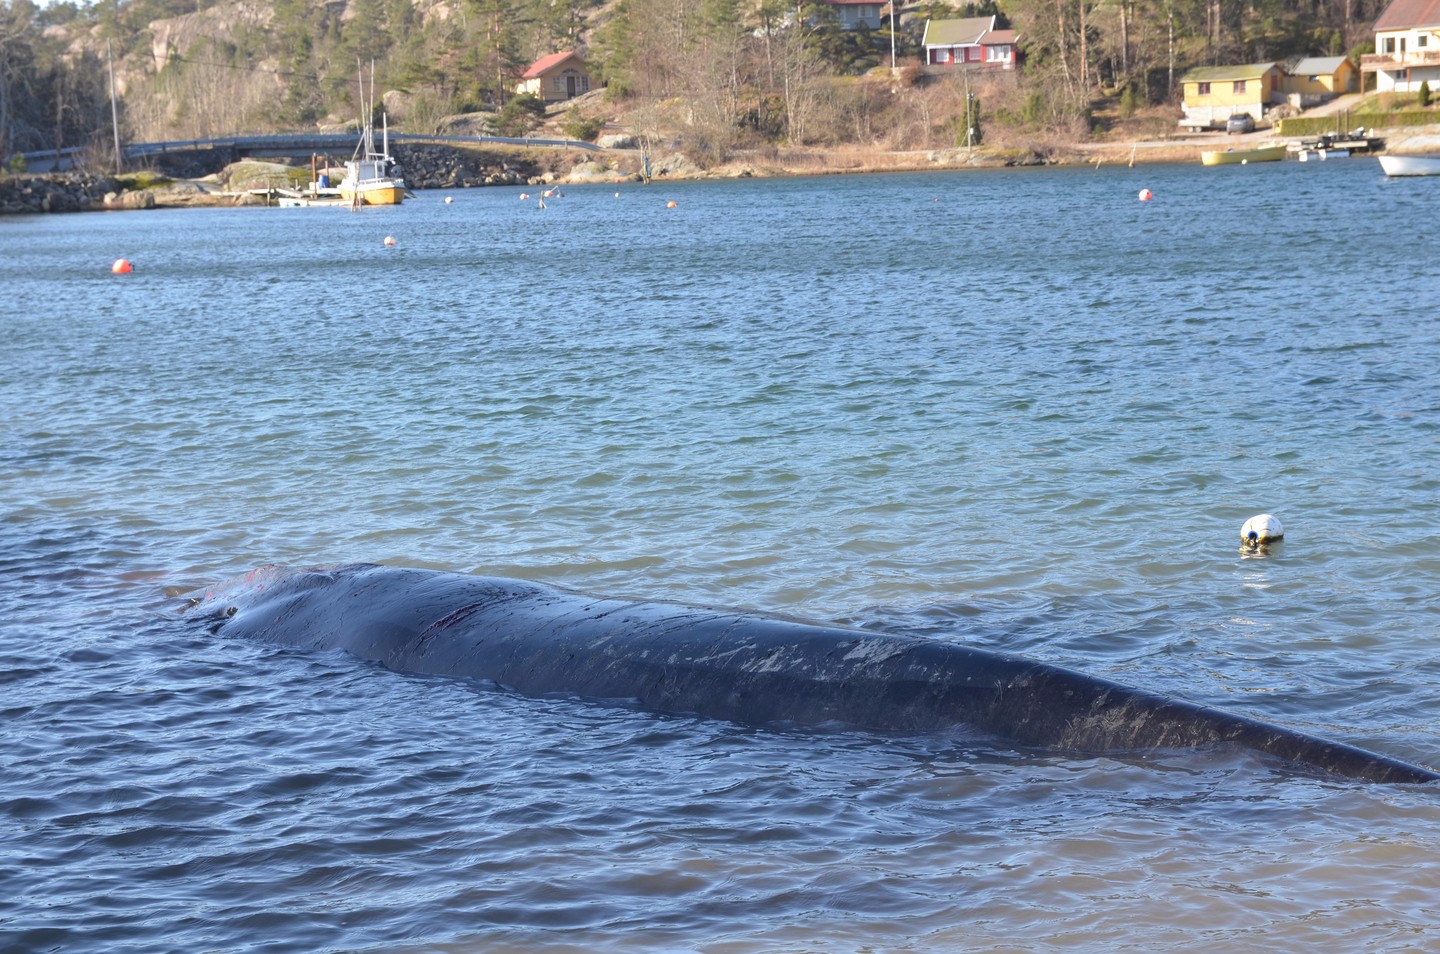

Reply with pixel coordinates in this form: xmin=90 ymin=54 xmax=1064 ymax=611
xmin=187 ymin=563 xmax=1440 ymax=784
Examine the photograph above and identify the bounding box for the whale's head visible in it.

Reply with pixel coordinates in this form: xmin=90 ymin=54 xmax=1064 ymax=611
xmin=179 ymin=563 xmax=371 ymax=632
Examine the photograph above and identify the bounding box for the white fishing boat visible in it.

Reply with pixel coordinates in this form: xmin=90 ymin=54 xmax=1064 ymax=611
xmin=1378 ymin=154 xmax=1440 ymax=177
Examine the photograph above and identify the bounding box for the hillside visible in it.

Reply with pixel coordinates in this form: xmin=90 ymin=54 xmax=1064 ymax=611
xmin=0 ymin=0 xmax=1401 ymax=172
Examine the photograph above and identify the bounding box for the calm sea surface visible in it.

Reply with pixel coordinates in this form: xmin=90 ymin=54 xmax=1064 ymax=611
xmin=3 ymin=159 xmax=1439 ymax=952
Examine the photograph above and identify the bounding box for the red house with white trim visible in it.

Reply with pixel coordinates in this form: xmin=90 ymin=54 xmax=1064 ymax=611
xmin=921 ymin=16 xmax=1020 ymax=70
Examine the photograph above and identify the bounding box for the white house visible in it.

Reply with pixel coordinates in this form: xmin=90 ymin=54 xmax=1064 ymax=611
xmin=1360 ymin=0 xmax=1440 ymax=92
xmin=819 ymin=0 xmax=887 ymax=30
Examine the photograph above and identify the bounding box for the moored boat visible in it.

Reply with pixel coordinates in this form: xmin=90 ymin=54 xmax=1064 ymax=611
xmin=1201 ymin=144 xmax=1287 ymax=166
xmin=338 ymin=68 xmax=407 ymax=206
xmin=338 ymin=112 xmax=406 ymax=206
xmin=1378 ymin=154 xmax=1440 ymax=177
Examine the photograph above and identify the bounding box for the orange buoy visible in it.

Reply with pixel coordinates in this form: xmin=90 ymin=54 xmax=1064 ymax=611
xmin=383 ymin=235 xmax=396 ymax=247
xmin=1138 ymin=188 xmax=1153 ymax=202
xmin=111 ymin=258 xmax=132 ymax=274
xmin=667 ymin=201 xmax=677 ymax=208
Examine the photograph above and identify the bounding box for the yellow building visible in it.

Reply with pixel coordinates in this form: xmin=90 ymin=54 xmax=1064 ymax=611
xmin=1179 ymin=62 xmax=1285 ymax=130
xmin=1284 ymin=56 xmax=1359 ymax=102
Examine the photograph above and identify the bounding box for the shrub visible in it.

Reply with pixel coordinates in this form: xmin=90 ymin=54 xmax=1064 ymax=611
xmin=561 ymin=106 xmax=604 ymax=142
xmin=496 ymin=93 xmax=545 ymax=137
xmin=1421 ymin=81 xmax=1432 ymax=108
xmin=1119 ymin=84 xmax=1140 ymax=118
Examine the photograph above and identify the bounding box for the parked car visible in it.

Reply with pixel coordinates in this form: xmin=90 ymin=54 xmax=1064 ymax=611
xmin=1226 ymin=114 xmax=1255 ymax=134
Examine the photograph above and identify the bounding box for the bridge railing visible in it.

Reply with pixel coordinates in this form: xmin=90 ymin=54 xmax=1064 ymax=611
xmin=16 ymin=132 xmax=604 ymax=173
xmin=121 ymin=132 xmax=602 ymax=160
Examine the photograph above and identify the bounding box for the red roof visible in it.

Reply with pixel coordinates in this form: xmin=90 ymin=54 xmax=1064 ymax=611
xmin=1374 ymin=0 xmax=1440 ymax=29
xmin=983 ymin=29 xmax=1018 ymax=44
xmin=522 ymin=51 xmax=582 ymax=79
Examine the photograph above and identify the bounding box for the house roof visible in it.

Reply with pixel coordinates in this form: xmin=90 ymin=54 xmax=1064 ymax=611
xmin=521 ymin=51 xmax=583 ymax=79
xmin=1292 ymin=56 xmax=1349 ymax=75
xmin=984 ymin=29 xmax=1018 ymax=45
xmin=1374 ymin=0 xmax=1440 ymax=31
xmin=922 ymin=16 xmax=996 ymax=47
xmin=1179 ymin=62 xmax=1281 ymax=83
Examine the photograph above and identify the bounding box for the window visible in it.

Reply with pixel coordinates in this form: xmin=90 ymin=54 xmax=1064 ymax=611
xmin=1197 ymin=81 xmax=1211 ymax=95
xmin=1233 ymin=80 xmax=1247 ymax=94
xmin=936 ymin=49 xmax=951 ymax=63
xmin=1420 ymin=35 xmax=1429 ymax=48
xmin=1384 ymin=37 xmax=1396 ymax=53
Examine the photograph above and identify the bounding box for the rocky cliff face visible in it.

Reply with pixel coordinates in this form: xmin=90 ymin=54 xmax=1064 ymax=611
xmin=145 ymin=1 xmax=277 ymax=81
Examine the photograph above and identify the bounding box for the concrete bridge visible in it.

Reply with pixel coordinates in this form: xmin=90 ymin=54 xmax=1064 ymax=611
xmin=15 ymin=131 xmax=600 ymax=174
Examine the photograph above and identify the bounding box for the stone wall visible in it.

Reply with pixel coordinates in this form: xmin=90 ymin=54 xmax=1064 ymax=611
xmin=0 ymin=174 xmax=121 ymax=213
xmin=396 ymin=144 xmax=553 ymax=188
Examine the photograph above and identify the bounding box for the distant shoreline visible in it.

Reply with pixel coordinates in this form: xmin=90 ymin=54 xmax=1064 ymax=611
xmin=5 ymin=122 xmax=1437 ymax=214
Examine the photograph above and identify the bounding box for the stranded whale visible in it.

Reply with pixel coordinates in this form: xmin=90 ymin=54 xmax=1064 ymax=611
xmin=183 ymin=563 xmax=1439 ymax=784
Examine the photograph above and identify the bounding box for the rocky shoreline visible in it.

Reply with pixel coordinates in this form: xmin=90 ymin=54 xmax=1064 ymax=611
xmin=7 ymin=122 xmax=1440 ymax=214
xmin=1 ymin=139 xmax=1063 ymax=214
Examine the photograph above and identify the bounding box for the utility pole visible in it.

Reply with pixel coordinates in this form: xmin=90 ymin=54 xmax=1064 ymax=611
xmin=107 ymin=40 xmax=122 ymax=173
xmin=964 ymin=66 xmax=974 ymax=155
xmin=889 ymin=0 xmax=898 ymax=76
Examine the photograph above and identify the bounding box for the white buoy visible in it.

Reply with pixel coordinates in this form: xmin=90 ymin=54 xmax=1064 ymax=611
xmin=1241 ymin=513 xmax=1283 ymax=549
xmin=444 ymin=196 xmax=454 ymax=204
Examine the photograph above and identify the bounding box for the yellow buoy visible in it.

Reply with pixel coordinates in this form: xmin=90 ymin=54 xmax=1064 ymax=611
xmin=112 ymin=258 xmax=132 ymax=274
xmin=667 ymin=201 xmax=677 ymax=208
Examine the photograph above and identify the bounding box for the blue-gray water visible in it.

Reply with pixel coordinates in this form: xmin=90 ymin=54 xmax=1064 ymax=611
xmin=3 ymin=160 xmax=1439 ymax=952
